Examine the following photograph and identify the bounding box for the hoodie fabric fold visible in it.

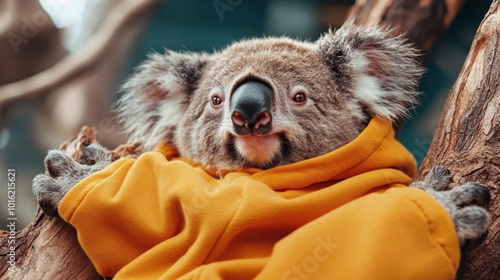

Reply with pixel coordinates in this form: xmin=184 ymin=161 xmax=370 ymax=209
xmin=59 ymin=117 xmax=460 ymax=279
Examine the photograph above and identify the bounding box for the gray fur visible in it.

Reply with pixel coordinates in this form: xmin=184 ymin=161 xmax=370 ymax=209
xmin=116 ymin=51 xmax=211 ymax=151
xmin=410 ymin=166 xmax=490 ymax=251
xmin=32 ymin=24 xmax=490 ymax=252
xmin=318 ymin=24 xmax=423 ymax=120
xmin=33 ymin=145 xmax=112 ymax=217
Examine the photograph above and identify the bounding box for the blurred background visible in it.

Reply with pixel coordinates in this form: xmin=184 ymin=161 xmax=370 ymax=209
xmin=0 ymin=0 xmax=492 ymax=230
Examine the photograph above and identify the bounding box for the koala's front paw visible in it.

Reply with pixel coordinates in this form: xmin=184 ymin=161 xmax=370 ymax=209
xmin=33 ymin=145 xmax=112 ymax=217
xmin=411 ymin=166 xmax=491 ymax=252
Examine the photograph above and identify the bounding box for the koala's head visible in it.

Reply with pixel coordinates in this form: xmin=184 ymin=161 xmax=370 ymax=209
xmin=117 ymin=24 xmax=422 ymax=171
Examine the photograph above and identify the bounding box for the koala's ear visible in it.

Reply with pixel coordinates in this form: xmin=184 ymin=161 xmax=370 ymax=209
xmin=117 ymin=51 xmax=210 ymax=150
xmin=317 ymin=23 xmax=423 ymax=120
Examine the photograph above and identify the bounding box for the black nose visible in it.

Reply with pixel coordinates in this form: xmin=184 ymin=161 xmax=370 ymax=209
xmin=231 ymin=80 xmax=273 ymax=135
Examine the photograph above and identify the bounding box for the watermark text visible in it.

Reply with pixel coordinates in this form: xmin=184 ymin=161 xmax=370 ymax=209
xmin=213 ymin=0 xmax=244 ymax=21
xmin=6 ymin=169 xmax=17 ymax=272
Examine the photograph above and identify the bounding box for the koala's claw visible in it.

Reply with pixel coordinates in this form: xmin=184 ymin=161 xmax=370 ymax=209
xmin=424 ymin=166 xmax=452 ymax=191
xmin=452 ymin=182 xmax=490 ymax=208
xmin=454 ymin=206 xmax=490 ymax=252
xmin=411 ymin=166 xmax=491 ymax=252
xmin=45 ymin=150 xmax=73 ymax=178
xmin=39 ymin=198 xmax=60 ymax=218
xmin=33 ymin=172 xmax=64 ymax=217
xmin=33 ymin=146 xmax=113 ymax=217
xmin=80 ymin=144 xmax=110 ymax=165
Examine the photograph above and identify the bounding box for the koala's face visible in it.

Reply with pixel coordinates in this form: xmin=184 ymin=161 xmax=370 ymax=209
xmin=177 ymin=39 xmax=365 ymax=170
xmin=118 ymin=24 xmax=422 ymax=171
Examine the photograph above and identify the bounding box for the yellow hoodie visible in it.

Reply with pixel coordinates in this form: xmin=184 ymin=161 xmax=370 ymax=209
xmin=59 ymin=117 xmax=460 ymax=279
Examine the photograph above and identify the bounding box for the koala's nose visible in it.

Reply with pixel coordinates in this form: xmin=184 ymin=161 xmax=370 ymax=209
xmin=231 ymin=80 xmax=273 ymax=135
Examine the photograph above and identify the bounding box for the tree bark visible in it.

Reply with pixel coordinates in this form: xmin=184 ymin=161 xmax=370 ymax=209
xmin=0 ymin=209 xmax=100 ymax=279
xmin=346 ymin=0 xmax=464 ymax=64
xmin=417 ymin=0 xmax=500 ymax=279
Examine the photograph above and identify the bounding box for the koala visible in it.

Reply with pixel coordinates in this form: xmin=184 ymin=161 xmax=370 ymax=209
xmin=33 ymin=23 xmax=490 ymax=252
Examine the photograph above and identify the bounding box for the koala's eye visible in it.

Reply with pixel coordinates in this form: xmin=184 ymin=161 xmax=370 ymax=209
xmin=292 ymin=92 xmax=307 ymax=103
xmin=211 ymin=96 xmax=222 ymax=106
xmin=209 ymin=89 xmax=224 ymax=108
xmin=289 ymin=86 xmax=309 ymax=106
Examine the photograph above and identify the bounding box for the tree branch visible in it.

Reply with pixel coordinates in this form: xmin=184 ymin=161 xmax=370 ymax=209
xmin=0 ymin=208 xmax=100 ymax=279
xmin=417 ymin=0 xmax=500 ymax=278
xmin=346 ymin=0 xmax=464 ymax=64
xmin=0 ymin=0 xmax=160 ymax=108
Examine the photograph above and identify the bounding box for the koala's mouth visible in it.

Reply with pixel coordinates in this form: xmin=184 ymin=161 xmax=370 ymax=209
xmin=229 ymin=132 xmax=289 ymax=168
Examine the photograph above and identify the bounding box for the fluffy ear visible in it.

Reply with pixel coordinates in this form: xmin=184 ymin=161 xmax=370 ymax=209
xmin=317 ymin=23 xmax=423 ymax=120
xmin=117 ymin=51 xmax=210 ymax=150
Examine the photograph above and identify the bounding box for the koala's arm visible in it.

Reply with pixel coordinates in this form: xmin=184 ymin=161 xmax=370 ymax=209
xmin=33 ymin=150 xmax=192 ymax=276
xmin=410 ymin=166 xmax=490 ymax=252
xmin=32 ymin=145 xmax=115 ymax=217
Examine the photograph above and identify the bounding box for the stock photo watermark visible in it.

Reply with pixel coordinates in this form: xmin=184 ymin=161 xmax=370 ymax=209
xmin=185 ymin=181 xmax=224 ymax=214
xmin=5 ymin=168 xmax=17 ymax=272
xmin=8 ymin=0 xmax=69 ymax=54
xmin=213 ymin=0 xmax=244 ymax=21
xmin=410 ymin=138 xmax=432 ymax=164
xmin=282 ymin=235 xmax=338 ymax=280
xmin=8 ymin=14 xmax=50 ymax=54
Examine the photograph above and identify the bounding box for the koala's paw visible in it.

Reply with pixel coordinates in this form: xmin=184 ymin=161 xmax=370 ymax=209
xmin=33 ymin=144 xmax=112 ymax=217
xmin=410 ymin=166 xmax=491 ymax=252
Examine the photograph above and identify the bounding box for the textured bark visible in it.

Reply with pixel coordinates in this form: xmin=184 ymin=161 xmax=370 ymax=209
xmin=417 ymin=1 xmax=500 ymax=279
xmin=346 ymin=0 xmax=464 ymax=63
xmin=0 ymin=209 xmax=100 ymax=279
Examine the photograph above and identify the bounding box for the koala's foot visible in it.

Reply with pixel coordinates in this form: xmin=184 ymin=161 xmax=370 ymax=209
xmin=33 ymin=144 xmax=113 ymax=217
xmin=411 ymin=166 xmax=491 ymax=252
